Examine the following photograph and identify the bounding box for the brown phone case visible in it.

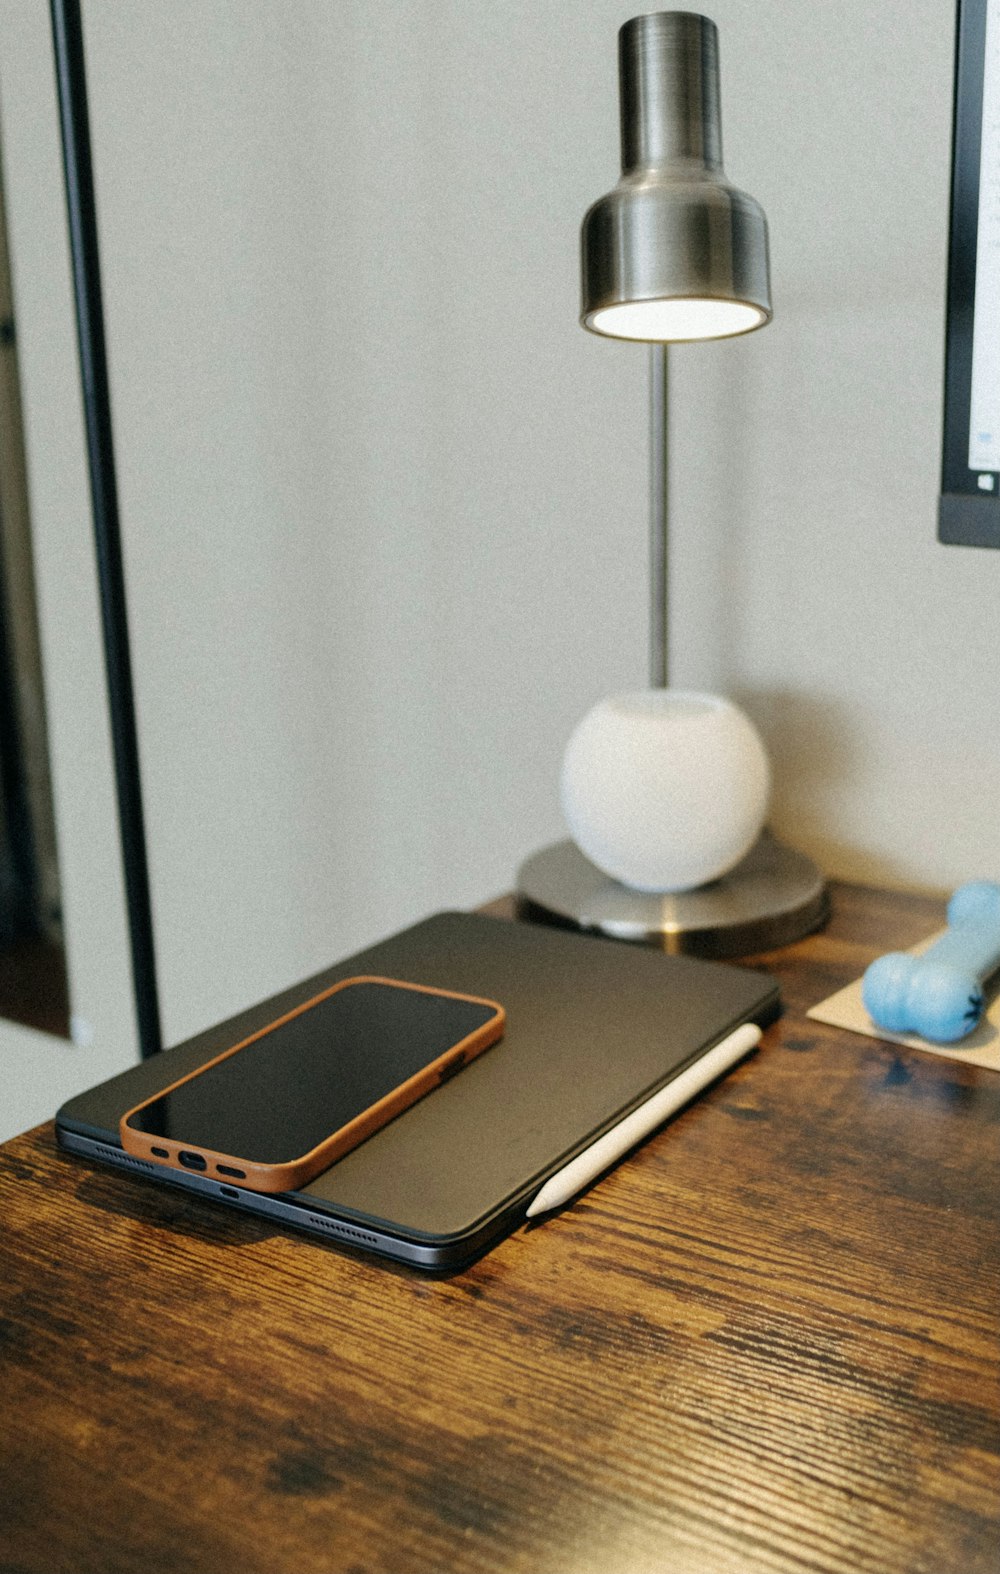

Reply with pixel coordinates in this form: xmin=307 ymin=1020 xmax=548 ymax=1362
xmin=119 ymin=975 xmax=505 ymax=1193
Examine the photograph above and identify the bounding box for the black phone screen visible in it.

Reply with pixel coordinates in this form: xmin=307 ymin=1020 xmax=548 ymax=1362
xmin=125 ymin=981 xmax=499 ymax=1163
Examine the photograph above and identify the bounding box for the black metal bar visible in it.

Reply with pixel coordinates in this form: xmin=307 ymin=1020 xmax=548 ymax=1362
xmin=49 ymin=0 xmax=163 ymax=1057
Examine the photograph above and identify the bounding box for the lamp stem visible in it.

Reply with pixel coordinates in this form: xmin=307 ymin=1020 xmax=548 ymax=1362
xmin=649 ymin=342 xmax=669 ymax=688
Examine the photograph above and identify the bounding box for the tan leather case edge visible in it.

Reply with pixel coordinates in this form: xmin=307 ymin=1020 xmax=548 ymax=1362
xmin=119 ymin=976 xmax=505 ymax=1193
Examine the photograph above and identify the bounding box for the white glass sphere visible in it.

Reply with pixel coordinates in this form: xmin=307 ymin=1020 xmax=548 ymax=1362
xmin=560 ymin=690 xmax=770 ymax=893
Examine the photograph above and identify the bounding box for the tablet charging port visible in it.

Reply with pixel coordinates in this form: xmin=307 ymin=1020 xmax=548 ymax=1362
xmin=178 ymin=1150 xmax=207 ymax=1171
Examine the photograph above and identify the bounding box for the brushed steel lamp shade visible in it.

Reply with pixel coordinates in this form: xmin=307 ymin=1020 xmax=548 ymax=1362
xmin=581 ymin=11 xmax=771 ymax=343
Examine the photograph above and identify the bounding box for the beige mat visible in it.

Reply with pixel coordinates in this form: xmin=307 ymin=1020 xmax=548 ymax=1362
xmin=807 ymin=929 xmax=1000 ymax=1070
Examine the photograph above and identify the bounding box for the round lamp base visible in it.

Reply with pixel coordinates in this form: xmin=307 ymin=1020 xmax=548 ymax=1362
xmin=516 ymin=830 xmax=828 ymax=959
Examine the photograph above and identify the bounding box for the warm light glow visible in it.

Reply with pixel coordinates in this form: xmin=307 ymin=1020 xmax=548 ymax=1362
xmin=586 ymin=297 xmax=768 ymax=342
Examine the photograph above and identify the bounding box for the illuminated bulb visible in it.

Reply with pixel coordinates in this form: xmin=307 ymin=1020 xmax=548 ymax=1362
xmin=586 ymin=298 xmax=768 ymax=342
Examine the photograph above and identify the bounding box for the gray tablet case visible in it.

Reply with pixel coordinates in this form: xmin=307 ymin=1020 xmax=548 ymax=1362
xmin=57 ymin=911 xmax=779 ymax=1269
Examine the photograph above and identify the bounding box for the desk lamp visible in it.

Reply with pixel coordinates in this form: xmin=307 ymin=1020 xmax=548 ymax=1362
xmin=518 ymin=11 xmax=827 ymax=955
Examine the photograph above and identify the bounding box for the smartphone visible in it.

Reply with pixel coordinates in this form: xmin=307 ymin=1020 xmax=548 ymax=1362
xmin=119 ymin=975 xmax=505 ymax=1193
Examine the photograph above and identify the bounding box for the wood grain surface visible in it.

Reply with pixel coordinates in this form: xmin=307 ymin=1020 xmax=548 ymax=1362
xmin=2 ymin=883 xmax=998 ymax=1574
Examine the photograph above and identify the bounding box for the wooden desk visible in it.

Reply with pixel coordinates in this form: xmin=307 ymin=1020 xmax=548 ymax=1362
xmin=2 ymin=883 xmax=998 ymax=1574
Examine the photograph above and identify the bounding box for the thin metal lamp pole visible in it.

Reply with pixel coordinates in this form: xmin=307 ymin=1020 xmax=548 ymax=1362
xmin=649 ymin=343 xmax=669 ymax=690
xmin=49 ymin=0 xmax=163 ymax=1058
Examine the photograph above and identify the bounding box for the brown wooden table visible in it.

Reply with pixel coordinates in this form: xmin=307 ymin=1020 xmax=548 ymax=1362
xmin=2 ymin=883 xmax=998 ymax=1574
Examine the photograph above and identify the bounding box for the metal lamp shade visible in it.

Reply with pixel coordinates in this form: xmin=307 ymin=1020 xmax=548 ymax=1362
xmin=582 ymin=12 xmax=771 ymax=342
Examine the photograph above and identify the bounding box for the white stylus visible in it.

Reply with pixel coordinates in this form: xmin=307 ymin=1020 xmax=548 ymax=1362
xmin=524 ymin=1021 xmax=762 ymax=1218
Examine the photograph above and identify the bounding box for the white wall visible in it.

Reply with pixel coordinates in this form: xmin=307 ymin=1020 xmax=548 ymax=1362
xmin=665 ymin=0 xmax=999 ymax=892
xmin=1 ymin=0 xmax=993 ymax=1140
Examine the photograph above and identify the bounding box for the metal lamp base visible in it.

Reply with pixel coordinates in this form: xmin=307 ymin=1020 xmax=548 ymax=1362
xmin=516 ymin=830 xmax=828 ymax=959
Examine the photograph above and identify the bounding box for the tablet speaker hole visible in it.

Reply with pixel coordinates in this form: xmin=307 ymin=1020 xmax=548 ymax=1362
xmin=216 ymin=1164 xmax=246 ymax=1178
xmin=151 ymin=1147 xmax=168 ymax=1158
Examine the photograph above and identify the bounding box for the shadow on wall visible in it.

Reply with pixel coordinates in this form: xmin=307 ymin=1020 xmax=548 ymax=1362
xmin=733 ymin=685 xmax=937 ymax=894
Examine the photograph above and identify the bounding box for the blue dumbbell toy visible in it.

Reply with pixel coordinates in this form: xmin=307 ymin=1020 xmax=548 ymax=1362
xmin=862 ymin=881 xmax=1000 ymax=1043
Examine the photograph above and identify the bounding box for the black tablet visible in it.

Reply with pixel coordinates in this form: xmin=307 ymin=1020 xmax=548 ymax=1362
xmin=56 ymin=912 xmax=779 ymax=1270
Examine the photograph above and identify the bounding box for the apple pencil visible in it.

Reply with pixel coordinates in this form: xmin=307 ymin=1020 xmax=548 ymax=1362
xmin=524 ymin=1021 xmax=762 ymax=1218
